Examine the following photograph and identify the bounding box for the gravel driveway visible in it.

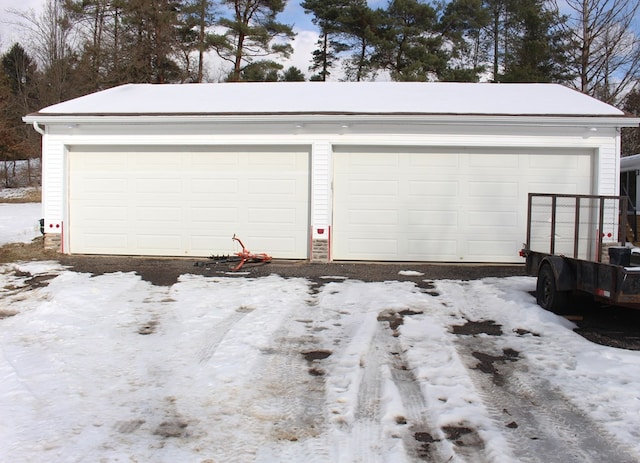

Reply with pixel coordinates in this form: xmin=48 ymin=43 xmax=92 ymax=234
xmin=56 ymin=254 xmax=526 ymax=286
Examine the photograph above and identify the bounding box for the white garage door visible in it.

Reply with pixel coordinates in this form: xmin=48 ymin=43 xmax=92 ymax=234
xmin=333 ymin=146 xmax=594 ymax=263
xmin=68 ymin=146 xmax=310 ymax=258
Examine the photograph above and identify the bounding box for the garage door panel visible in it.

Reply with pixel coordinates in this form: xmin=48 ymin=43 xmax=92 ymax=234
xmin=410 ymin=153 xmax=458 ymax=168
xmin=466 ymin=239 xmax=519 ymax=258
xmin=73 ymin=178 xmax=127 ymax=196
xmin=73 ymin=203 xmax=127 ymax=221
xmin=253 ymin=236 xmax=300 ymax=254
xmin=348 ymin=238 xmax=398 ymax=256
xmin=408 ymin=210 xmax=458 ymax=226
xmin=469 ymin=154 xmax=519 ymax=168
xmin=348 ymin=180 xmax=399 ymax=196
xmin=247 ymin=207 xmax=299 ymax=224
xmin=136 ymin=234 xmax=183 ymax=250
xmin=136 ymin=178 xmax=182 ymax=194
xmin=348 ymin=152 xmax=400 ymax=167
xmin=68 ymin=146 xmax=309 ymax=258
xmin=74 ymin=154 xmax=126 ymax=171
xmin=469 ymin=181 xmax=518 ymax=197
xmin=247 ymin=151 xmax=299 ymax=167
xmin=527 ymin=181 xmax=583 ymax=194
xmin=132 ymin=153 xmax=181 ymax=170
xmin=408 ymin=239 xmax=457 ymax=258
xmin=468 ymin=211 xmax=517 ymax=227
xmin=136 ymin=206 xmax=182 ymax=220
xmin=349 ymin=209 xmax=399 ymax=226
xmin=190 ymin=207 xmax=238 ymax=223
xmin=334 ymin=147 xmax=593 ymax=262
xmin=191 ymin=179 xmax=238 ymax=194
xmin=529 ymin=155 xmax=581 ymax=169
xmin=248 ymin=179 xmax=297 ymax=195
xmin=83 ymin=233 xmax=129 ymax=250
xmin=409 ymin=181 xmax=458 ymax=197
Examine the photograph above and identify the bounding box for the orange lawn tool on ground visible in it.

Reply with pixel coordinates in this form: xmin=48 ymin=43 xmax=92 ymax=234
xmin=228 ymin=234 xmax=272 ymax=271
xmin=195 ymin=235 xmax=272 ymax=271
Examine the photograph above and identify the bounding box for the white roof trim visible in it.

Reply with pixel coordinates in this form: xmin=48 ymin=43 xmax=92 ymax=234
xmin=22 ymin=113 xmax=640 ymax=128
xmin=25 ymin=82 xmax=631 ymax=119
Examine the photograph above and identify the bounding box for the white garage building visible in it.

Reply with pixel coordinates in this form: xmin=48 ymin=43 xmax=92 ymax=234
xmin=24 ymin=82 xmax=640 ymax=263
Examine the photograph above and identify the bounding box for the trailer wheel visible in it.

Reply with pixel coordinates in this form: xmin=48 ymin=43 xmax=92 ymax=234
xmin=536 ymin=264 xmax=569 ymax=312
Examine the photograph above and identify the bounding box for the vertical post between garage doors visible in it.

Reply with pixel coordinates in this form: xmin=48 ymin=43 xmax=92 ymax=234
xmin=310 ymin=142 xmax=332 ymax=263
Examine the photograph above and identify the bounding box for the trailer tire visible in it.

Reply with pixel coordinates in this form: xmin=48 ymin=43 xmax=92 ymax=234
xmin=536 ymin=264 xmax=569 ymax=313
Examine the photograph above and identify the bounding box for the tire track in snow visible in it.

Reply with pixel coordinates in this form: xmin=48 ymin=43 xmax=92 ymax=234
xmin=456 ymin=336 xmax=639 ymax=463
xmin=384 ymin=329 xmax=449 ymax=462
xmin=441 ymin=278 xmax=640 ymax=462
xmin=351 ymin=324 xmax=388 ymax=462
xmin=186 ymin=298 xmax=334 ymax=462
xmin=350 ymin=312 xmax=455 ymax=462
xmin=197 ymin=306 xmax=254 ymax=364
xmin=244 ymin=304 xmax=333 ymax=462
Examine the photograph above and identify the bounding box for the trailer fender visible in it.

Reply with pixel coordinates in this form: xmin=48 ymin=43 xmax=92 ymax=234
xmin=539 ymin=256 xmax=575 ymax=292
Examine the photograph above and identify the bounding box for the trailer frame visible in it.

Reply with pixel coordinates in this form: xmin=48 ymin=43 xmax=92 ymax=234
xmin=520 ymin=193 xmax=640 ymax=311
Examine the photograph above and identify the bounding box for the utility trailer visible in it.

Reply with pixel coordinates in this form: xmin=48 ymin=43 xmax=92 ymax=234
xmin=520 ymin=193 xmax=640 ymax=311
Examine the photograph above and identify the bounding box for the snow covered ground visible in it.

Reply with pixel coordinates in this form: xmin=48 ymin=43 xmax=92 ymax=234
xmin=0 ymin=202 xmax=41 ymax=245
xmin=2 ymin=204 xmax=640 ymax=462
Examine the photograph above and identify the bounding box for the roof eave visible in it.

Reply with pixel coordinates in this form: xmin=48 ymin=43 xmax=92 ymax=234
xmin=22 ymin=112 xmax=640 ymax=128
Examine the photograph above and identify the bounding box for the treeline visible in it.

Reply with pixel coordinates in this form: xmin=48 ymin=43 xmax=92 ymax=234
xmin=1 ymin=0 xmax=640 ymax=179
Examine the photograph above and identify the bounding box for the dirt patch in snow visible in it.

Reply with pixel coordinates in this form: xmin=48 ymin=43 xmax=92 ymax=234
xmin=471 ymin=349 xmax=520 ymax=386
xmin=451 ymin=319 xmax=503 ymax=336
xmin=0 ymin=238 xmax=58 ymax=264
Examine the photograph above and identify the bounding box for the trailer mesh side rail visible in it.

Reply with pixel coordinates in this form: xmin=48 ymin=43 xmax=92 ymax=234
xmin=525 ymin=193 xmax=627 ymax=263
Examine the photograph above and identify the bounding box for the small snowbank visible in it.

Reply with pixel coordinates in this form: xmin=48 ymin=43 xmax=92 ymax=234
xmin=0 ymin=187 xmax=39 ymax=200
xmin=398 ymin=270 xmax=424 ymax=276
xmin=0 ymin=203 xmax=42 ymax=245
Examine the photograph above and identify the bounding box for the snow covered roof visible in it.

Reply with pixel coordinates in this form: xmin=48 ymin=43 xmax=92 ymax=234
xmin=621 ymin=154 xmax=640 ymax=172
xmin=30 ymin=82 xmax=628 ymax=117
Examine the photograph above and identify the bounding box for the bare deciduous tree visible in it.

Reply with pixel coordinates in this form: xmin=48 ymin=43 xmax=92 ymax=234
xmin=9 ymin=0 xmax=78 ymax=105
xmin=554 ymin=0 xmax=640 ymax=104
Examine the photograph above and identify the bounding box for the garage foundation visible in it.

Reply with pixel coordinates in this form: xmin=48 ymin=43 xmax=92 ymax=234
xmin=311 ymin=239 xmax=329 ymax=263
xmin=44 ymin=233 xmax=61 ymax=251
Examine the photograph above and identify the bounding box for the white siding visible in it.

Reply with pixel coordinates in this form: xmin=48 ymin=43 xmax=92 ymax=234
xmin=311 ymin=143 xmax=331 ymax=238
xmin=40 ymin=119 xmax=624 ymax=261
xmin=41 ymin=135 xmax=65 ymax=235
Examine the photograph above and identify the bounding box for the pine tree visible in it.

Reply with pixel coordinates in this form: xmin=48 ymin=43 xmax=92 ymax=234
xmin=439 ymin=0 xmax=490 ymax=81
xmin=280 ymin=66 xmax=306 ymax=81
xmin=500 ymin=0 xmax=573 ymax=83
xmin=119 ymin=0 xmax=183 ymax=83
xmin=180 ymin=0 xmax=217 ymax=82
xmin=0 ymin=44 xmax=40 ymax=186
xmin=339 ymin=0 xmax=379 ymax=81
xmin=213 ymin=0 xmax=295 ymax=82
xmin=301 ymin=0 xmax=349 ymax=81
xmin=373 ymin=0 xmax=446 ymax=81
xmin=237 ymin=60 xmax=282 ymax=81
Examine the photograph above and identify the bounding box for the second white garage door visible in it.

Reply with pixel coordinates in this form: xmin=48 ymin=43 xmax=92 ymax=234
xmin=68 ymin=145 xmax=310 ymax=258
xmin=332 ymin=146 xmax=594 ymax=263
